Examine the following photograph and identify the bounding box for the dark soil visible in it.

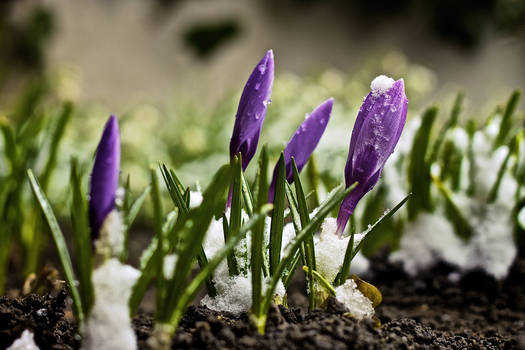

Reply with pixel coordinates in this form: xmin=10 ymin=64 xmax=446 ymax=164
xmin=1 ymin=254 xmax=524 ymax=349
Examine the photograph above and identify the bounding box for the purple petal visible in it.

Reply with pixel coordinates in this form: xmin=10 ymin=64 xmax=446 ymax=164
xmin=229 ymin=50 xmax=274 ymax=171
xmin=268 ymin=98 xmax=333 ymax=202
xmin=337 ymin=78 xmax=408 ymax=234
xmin=89 ymin=115 xmax=120 ymax=238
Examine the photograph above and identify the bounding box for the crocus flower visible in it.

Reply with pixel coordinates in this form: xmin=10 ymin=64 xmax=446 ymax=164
xmin=229 ymin=50 xmax=274 ymax=171
xmin=268 ymin=98 xmax=334 ymax=202
xmin=336 ymin=76 xmax=408 ymax=235
xmin=89 ymin=115 xmax=120 ymax=239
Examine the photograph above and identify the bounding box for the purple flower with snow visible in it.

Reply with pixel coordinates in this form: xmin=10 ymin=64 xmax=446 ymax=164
xmin=89 ymin=115 xmax=120 ymax=238
xmin=336 ymin=76 xmax=408 ymax=235
xmin=268 ymin=98 xmax=334 ymax=202
xmin=229 ymin=50 xmax=274 ymax=170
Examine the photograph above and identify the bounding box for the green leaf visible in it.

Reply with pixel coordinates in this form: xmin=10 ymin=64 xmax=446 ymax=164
xmin=351 ymin=193 xmax=411 ymax=259
xmin=269 ymin=153 xmax=286 ymax=276
xmin=254 ymin=182 xmax=357 ymax=334
xmin=302 ymin=266 xmax=335 ymax=296
xmin=408 ymin=106 xmax=437 ymax=220
xmin=227 ymin=155 xmax=243 ymax=276
xmin=241 ymin=170 xmax=255 ymax=217
xmin=495 ymin=90 xmax=521 ymax=148
xmin=27 ymin=169 xmax=84 ymax=323
xmin=159 ymin=164 xmax=231 ymax=323
xmin=433 ymin=176 xmax=472 ymax=240
xmin=305 ymin=153 xmax=321 ymax=208
xmin=40 ymin=102 xmax=73 ymax=190
xmin=251 ymin=146 xmax=269 ymax=317
xmin=170 ymin=205 xmax=272 ymax=329
xmin=69 ymin=158 xmax=94 ymax=316
xmin=159 ymin=163 xmax=215 ymax=295
xmin=429 ymin=92 xmax=463 ymax=164
xmin=291 ymin=158 xmax=316 ymax=310
xmin=160 ymin=163 xmax=188 ymax=216
xmin=121 ymin=184 xmax=151 ymax=262
xmin=487 ymin=136 xmax=516 ymax=203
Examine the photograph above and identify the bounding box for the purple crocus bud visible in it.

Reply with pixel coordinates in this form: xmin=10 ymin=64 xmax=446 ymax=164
xmin=336 ymin=76 xmax=408 ymax=235
xmin=89 ymin=115 xmax=120 ymax=239
xmin=268 ymin=98 xmax=334 ymax=202
xmin=229 ymin=50 xmax=274 ymax=171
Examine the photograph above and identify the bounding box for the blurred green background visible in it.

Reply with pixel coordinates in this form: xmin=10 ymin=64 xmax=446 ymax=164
xmin=1 ymin=0 xmax=524 ymax=209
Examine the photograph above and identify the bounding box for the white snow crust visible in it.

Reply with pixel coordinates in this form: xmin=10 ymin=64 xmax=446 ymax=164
xmin=370 ymin=75 xmax=395 ymax=97
xmin=81 ymin=258 xmax=140 ymax=350
xmin=334 ymin=279 xmax=374 ymax=320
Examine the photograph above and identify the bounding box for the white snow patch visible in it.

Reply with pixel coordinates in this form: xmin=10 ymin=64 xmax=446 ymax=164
xmin=95 ymin=210 xmax=125 ymax=259
xmin=7 ymin=330 xmax=39 ymax=350
xmin=370 ymin=75 xmax=395 ymax=97
xmin=390 ymin=213 xmax=463 ymax=276
xmin=391 ymin=202 xmax=517 ymax=280
xmin=200 ymin=270 xmax=285 ymax=315
xmin=201 ymin=211 xmax=284 ymax=315
xmin=335 ymin=279 xmax=374 ymax=320
xmin=189 ymin=190 xmax=203 ymax=209
xmin=315 ymin=218 xmax=370 ymax=282
xmin=81 ymin=258 xmax=140 ymax=350
xmin=447 ymin=127 xmax=469 ymax=152
xmin=163 ymin=253 xmax=177 ymax=279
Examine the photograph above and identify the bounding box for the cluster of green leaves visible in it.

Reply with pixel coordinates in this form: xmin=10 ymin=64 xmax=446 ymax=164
xmin=27 ymin=158 xmax=149 ymax=323
xmin=359 ymin=89 xmax=524 ymax=253
xmin=0 ymin=80 xmax=71 ymax=294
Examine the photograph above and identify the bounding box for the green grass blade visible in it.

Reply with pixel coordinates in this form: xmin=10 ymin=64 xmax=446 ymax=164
xmin=305 ymin=153 xmax=321 ymax=208
xmin=228 ymin=155 xmax=243 ymax=276
xmin=159 ymin=163 xmax=188 ymax=216
xmin=432 ymin=177 xmax=472 ymax=240
xmin=121 ymin=184 xmax=151 ymax=262
xmin=159 ymin=164 xmax=231 ymax=322
xmin=487 ymin=137 xmax=516 ymax=203
xmin=170 ymin=206 xmax=271 ymax=329
xmin=335 ymin=229 xmax=354 ymax=287
xmin=69 ymin=158 xmax=94 ymax=316
xmin=495 ymin=90 xmax=521 ymax=148
xmin=269 ymin=153 xmax=286 ymax=276
xmin=351 ymin=193 xmax=411 ymax=259
xmin=302 ymin=266 xmax=335 ymax=296
xmin=256 ymin=183 xmax=357 ymax=334
xmin=408 ymin=106 xmax=437 ymax=220
xmin=40 ymin=102 xmax=73 ymax=190
xmin=291 ymin=158 xmax=316 ymax=310
xmin=282 ymin=250 xmax=301 ymax=289
xmin=429 ymin=92 xmax=463 ymax=164
xmin=251 ymin=146 xmax=269 ymax=317
xmin=241 ymin=170 xmax=255 ymax=217
xmin=27 ymin=169 xmax=84 ymax=323
xmin=222 ymin=213 xmax=239 ymax=276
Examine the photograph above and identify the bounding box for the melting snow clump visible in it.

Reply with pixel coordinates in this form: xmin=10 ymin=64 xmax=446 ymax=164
xmin=315 ymin=218 xmax=370 ymax=281
xmin=370 ymin=75 xmax=395 ymax=97
xmin=81 ymin=258 xmax=140 ymax=350
xmin=389 ymin=213 xmax=462 ymax=276
xmin=7 ymin=330 xmax=39 ymax=350
xmin=189 ymin=190 xmax=203 ymax=209
xmin=163 ymin=253 xmax=177 ymax=279
xmin=201 ymin=211 xmax=285 ymax=315
xmin=335 ymin=279 xmax=374 ymax=320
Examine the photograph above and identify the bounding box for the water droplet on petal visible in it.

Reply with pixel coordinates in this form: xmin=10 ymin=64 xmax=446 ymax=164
xmin=255 ymin=82 xmax=261 ymax=90
xmin=258 ymin=64 xmax=266 ymax=74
